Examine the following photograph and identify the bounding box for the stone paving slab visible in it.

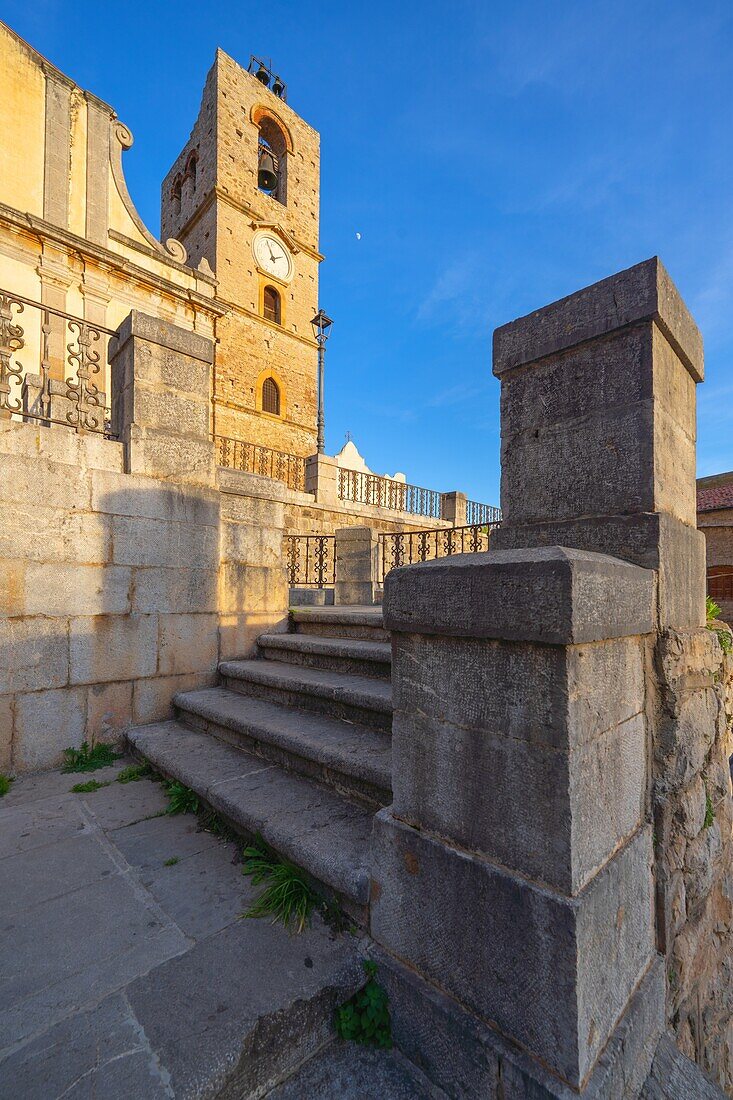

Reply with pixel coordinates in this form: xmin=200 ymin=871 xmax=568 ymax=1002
xmin=0 ymin=757 xmax=363 ymax=1098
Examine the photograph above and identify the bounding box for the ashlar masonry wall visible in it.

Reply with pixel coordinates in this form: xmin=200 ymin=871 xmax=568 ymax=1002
xmin=0 ymin=312 xmax=290 ymax=774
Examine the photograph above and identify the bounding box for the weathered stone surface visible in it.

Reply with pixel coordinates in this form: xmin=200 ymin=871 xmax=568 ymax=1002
xmin=370 ymin=810 xmax=655 ymax=1087
xmin=0 ymin=992 xmax=172 ymax=1100
xmin=268 ymin=1041 xmax=437 ymax=1099
xmin=70 ymin=613 xmax=158 ymax=685
xmin=158 ymin=612 xmax=218 ymax=676
xmin=493 ymin=256 xmax=703 ymax=383
xmin=14 ymin=687 xmax=87 ymax=769
xmin=87 ymin=678 xmax=133 ymax=740
xmin=641 ymin=1034 xmax=725 ymax=1098
xmin=132 ymin=566 xmax=218 ymax=614
xmin=131 ymin=671 xmax=218 ymax=725
xmin=24 ymin=562 xmax=131 ymax=616
xmin=0 ymin=617 xmax=69 ymax=694
xmin=384 ymin=547 xmax=654 ymax=644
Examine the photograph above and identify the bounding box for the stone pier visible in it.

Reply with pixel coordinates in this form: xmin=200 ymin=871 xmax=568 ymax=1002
xmin=370 ymin=259 xmax=731 ymax=1096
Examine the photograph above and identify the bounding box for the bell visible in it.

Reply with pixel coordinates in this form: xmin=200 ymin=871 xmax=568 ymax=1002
xmin=272 ymin=76 xmax=285 ymax=98
xmin=255 ymin=64 xmax=270 ymax=86
xmin=258 ymin=149 xmax=279 ymax=192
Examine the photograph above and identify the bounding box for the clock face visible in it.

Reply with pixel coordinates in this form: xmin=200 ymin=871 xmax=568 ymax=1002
xmin=254 ymin=234 xmax=292 ymax=282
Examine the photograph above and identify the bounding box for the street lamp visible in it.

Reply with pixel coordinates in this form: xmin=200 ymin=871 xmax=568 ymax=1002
xmin=311 ymin=308 xmax=333 ymax=454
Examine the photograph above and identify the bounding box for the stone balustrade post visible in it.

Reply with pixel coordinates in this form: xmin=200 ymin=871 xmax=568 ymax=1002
xmin=371 ymin=259 xmax=730 ymax=1097
xmin=305 ymin=452 xmax=339 ymax=506
xmin=440 ymin=490 xmax=467 ymax=526
xmin=334 ymin=527 xmax=378 ymax=605
xmin=110 ymin=311 xmax=216 ymax=487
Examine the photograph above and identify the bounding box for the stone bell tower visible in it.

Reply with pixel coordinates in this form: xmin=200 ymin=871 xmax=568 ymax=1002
xmin=161 ymin=50 xmax=322 ymax=457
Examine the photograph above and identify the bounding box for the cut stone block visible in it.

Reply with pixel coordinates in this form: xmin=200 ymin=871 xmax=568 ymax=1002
xmin=493 ymin=256 xmax=703 ymax=383
xmin=383 ymin=546 xmax=654 ymax=644
xmin=370 ymin=810 xmax=655 ymax=1088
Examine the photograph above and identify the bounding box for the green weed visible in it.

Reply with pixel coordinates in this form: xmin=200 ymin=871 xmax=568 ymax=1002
xmin=0 ymin=774 xmax=13 ymax=797
xmin=335 ymin=960 xmax=392 ymax=1048
xmin=116 ymin=764 xmax=152 ymax=784
xmin=704 ymin=791 xmax=715 ymax=829
xmin=164 ymin=780 xmax=200 ymax=815
xmin=62 ymin=741 xmax=121 ymax=774
xmin=706 ymin=596 xmax=733 ymax=654
xmin=163 ymin=857 xmax=180 ymax=867
xmin=71 ymin=779 xmax=111 ymax=793
xmin=241 ymin=837 xmax=316 ymax=933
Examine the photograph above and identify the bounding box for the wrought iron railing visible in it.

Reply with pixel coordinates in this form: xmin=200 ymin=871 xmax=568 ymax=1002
xmin=216 ymin=435 xmax=306 ymax=492
xmin=338 ymin=467 xmax=442 ymax=519
xmin=466 ymin=499 xmax=502 ymax=526
xmin=378 ymin=521 xmax=501 ymax=582
xmin=0 ymin=289 xmax=116 ymax=435
xmin=285 ymin=534 xmax=336 ymax=588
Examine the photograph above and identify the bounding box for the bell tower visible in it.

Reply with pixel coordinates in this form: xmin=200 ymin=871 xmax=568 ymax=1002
xmin=161 ymin=50 xmax=322 ymax=457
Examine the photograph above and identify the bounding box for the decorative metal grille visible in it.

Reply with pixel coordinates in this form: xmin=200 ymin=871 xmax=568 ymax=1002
xmin=378 ymin=522 xmax=501 ymax=582
xmin=338 ymin=467 xmax=442 ymax=519
xmin=466 ymin=499 xmax=503 ymax=526
xmin=284 ymin=534 xmax=336 ymax=588
xmin=216 ymin=435 xmax=306 ymax=492
xmin=0 ymin=289 xmax=115 ymax=435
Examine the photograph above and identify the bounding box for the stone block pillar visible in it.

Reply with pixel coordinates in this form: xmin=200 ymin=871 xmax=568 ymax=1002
xmin=373 ymin=549 xmax=661 ymax=1094
xmin=305 ymin=453 xmax=339 ymax=506
xmin=492 ymin=256 xmax=705 ymax=630
xmin=440 ymin=490 xmax=467 ymax=526
xmin=110 ymin=311 xmax=216 ymax=487
xmin=334 ymin=527 xmax=378 ymax=606
xmin=372 ymin=259 xmax=730 ymax=1096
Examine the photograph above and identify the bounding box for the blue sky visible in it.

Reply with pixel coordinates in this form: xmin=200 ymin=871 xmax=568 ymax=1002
xmin=6 ymin=0 xmax=733 ymax=505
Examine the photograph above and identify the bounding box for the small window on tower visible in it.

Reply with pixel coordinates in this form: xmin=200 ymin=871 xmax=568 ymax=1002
xmin=262 ymin=376 xmax=281 ymax=416
xmin=263 ymin=285 xmax=281 ymax=324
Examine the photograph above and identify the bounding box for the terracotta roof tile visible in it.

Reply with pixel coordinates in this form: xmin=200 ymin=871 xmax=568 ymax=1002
xmin=697 ymin=484 xmax=733 ymax=512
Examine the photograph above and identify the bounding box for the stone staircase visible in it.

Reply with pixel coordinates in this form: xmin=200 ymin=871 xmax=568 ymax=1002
xmin=127 ymin=606 xmax=391 ymax=924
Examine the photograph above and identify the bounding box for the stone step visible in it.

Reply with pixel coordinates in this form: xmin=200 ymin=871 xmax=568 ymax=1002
xmin=219 ymin=659 xmax=393 ymax=733
xmin=175 ymin=686 xmax=392 ymax=806
xmin=258 ymin=632 xmax=392 ymax=680
xmin=127 ymin=720 xmax=375 ymax=920
xmin=268 ymin=1039 xmax=444 ymax=1099
xmin=291 ymin=606 xmax=389 ymax=643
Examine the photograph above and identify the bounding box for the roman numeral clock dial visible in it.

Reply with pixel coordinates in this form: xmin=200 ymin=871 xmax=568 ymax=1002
xmin=254 ymin=234 xmax=292 ymax=282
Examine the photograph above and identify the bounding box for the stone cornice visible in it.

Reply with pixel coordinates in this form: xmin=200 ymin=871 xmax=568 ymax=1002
xmin=0 ymin=202 xmax=227 ymax=319
xmin=177 ymin=187 xmax=324 ymax=263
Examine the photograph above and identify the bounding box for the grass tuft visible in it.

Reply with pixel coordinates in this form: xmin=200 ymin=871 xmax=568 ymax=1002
xmin=0 ymin=774 xmax=13 ymax=797
xmin=241 ymin=837 xmax=316 ymax=934
xmin=71 ymin=779 xmax=111 ymax=793
xmin=704 ymin=790 xmax=715 ymax=829
xmin=117 ymin=763 xmax=152 ymax=784
xmin=163 ymin=856 xmax=180 ymax=867
xmin=164 ymin=780 xmax=200 ymax=815
xmin=62 ymin=741 xmax=121 ymax=774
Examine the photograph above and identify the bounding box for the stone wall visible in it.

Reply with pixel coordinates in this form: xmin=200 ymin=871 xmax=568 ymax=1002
xmin=652 ymin=629 xmax=733 ymax=1087
xmin=0 ymin=420 xmax=220 ymax=772
xmin=700 ymin=508 xmax=733 ymax=623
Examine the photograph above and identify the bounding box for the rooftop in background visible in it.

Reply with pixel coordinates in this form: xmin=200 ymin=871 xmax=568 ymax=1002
xmin=697 ymin=471 xmax=733 ymax=513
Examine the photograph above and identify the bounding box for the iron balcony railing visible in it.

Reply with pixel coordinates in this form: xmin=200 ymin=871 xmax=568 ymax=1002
xmin=0 ymin=289 xmax=116 ymax=435
xmin=216 ymin=435 xmax=306 ymax=492
xmin=284 ymin=534 xmax=336 ymax=588
xmin=466 ymin=499 xmax=503 ymax=526
xmin=378 ymin=521 xmax=501 ymax=582
xmin=338 ymin=467 xmax=442 ymax=519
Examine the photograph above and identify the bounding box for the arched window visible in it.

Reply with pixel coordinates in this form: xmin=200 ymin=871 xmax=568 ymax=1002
xmin=185 ymin=150 xmax=198 ymax=191
xmin=262 ymin=376 xmax=281 ymax=415
xmin=263 ymin=285 xmax=281 ymax=324
xmin=171 ymin=176 xmax=182 ymax=216
xmin=257 ymin=117 xmax=287 ymax=205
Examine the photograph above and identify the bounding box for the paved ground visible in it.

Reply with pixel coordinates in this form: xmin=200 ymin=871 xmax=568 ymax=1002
xmin=0 ymin=756 xmax=368 ymax=1099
